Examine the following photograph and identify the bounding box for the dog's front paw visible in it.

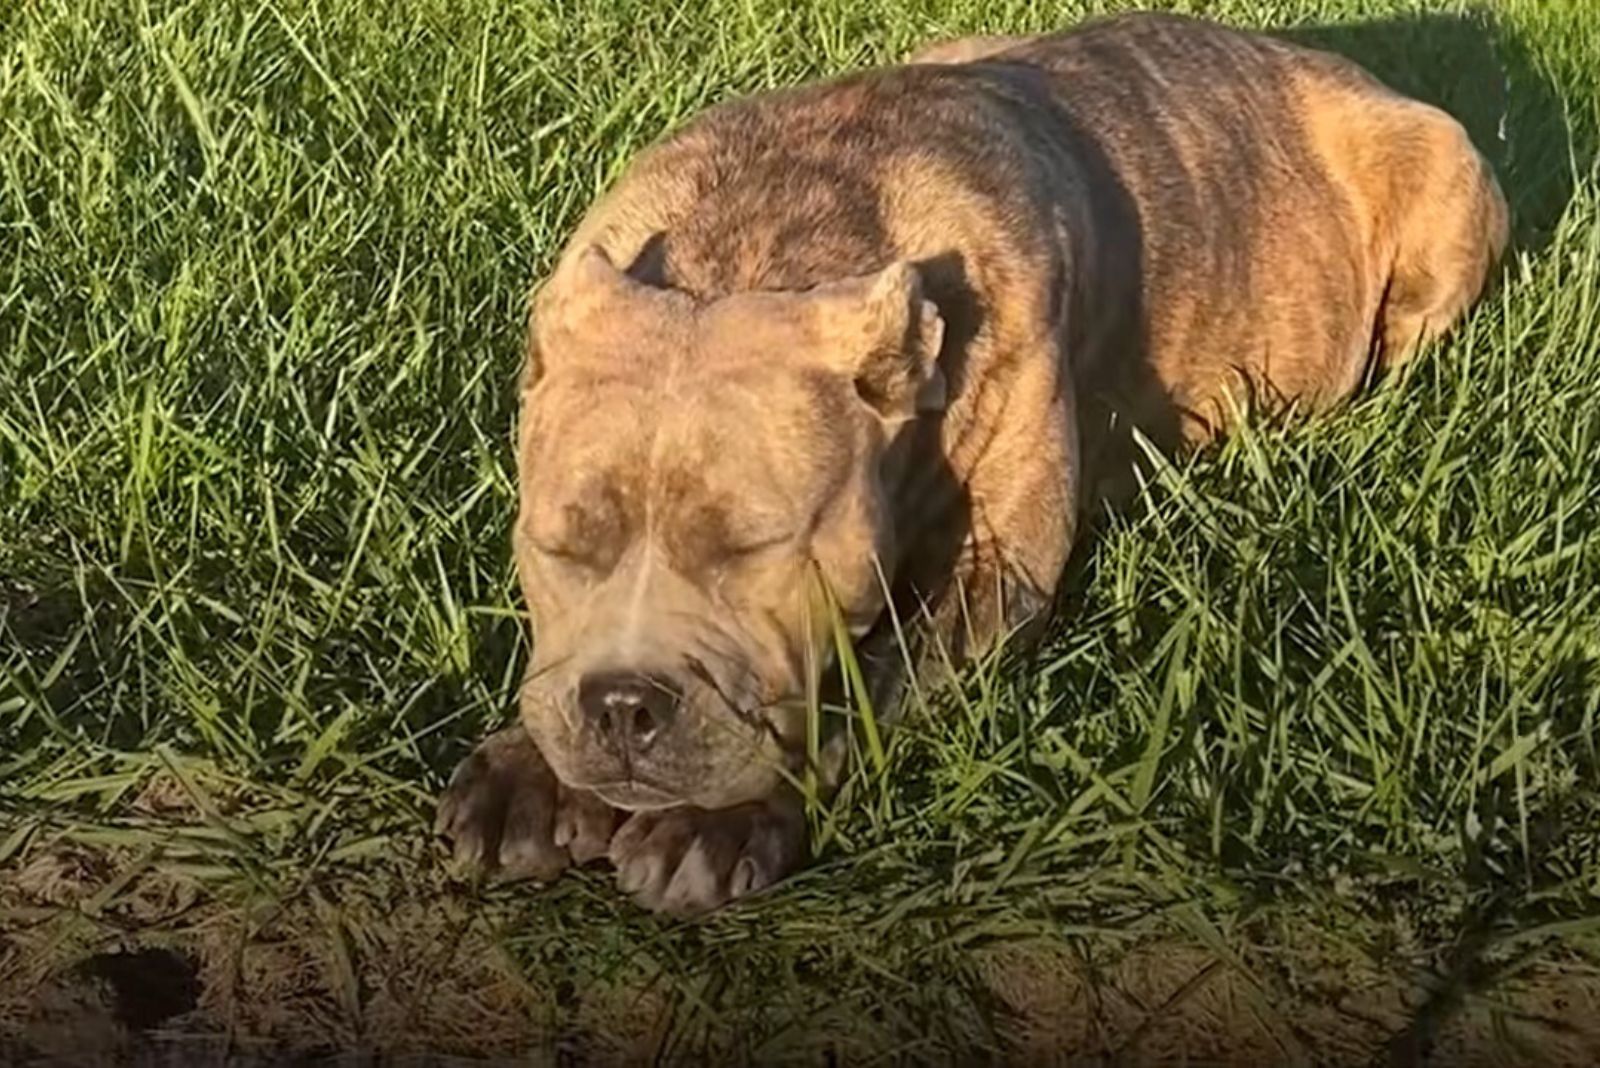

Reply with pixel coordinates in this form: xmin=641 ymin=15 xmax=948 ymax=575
xmin=434 ymin=726 xmax=617 ymax=882
xmin=608 ymin=795 xmax=807 ymax=915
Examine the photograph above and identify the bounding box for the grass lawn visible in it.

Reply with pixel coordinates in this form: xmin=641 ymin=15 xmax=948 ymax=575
xmin=3 ymin=0 xmax=1600 ymax=1062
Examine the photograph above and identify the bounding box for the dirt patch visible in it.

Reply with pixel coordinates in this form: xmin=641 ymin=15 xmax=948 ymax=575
xmin=0 ymin=827 xmax=548 ymax=1063
xmin=78 ymin=947 xmax=201 ymax=1028
xmin=980 ymin=941 xmax=1286 ymax=1064
xmin=978 ymin=932 xmax=1600 ymax=1066
xmin=7 ymin=947 xmax=200 ymax=1067
xmin=5 ymin=827 xmax=1600 ymax=1065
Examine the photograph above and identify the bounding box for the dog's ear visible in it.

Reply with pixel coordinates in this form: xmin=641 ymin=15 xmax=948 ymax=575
xmin=815 ymin=261 xmax=946 ymax=423
xmin=519 ymin=293 xmax=544 ymax=392
xmin=530 ymin=243 xmax=693 ymax=377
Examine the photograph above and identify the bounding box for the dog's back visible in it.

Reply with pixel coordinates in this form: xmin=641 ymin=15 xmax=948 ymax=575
xmin=917 ymin=13 xmax=1508 ymax=444
xmin=573 ymin=13 xmax=1506 ymax=453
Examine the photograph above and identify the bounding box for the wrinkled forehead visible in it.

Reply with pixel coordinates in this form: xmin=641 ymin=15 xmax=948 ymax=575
xmin=523 ymin=368 xmax=858 ymax=515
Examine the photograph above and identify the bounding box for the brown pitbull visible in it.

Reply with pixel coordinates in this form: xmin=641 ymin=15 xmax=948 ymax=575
xmin=436 ymin=12 xmax=1508 ymax=913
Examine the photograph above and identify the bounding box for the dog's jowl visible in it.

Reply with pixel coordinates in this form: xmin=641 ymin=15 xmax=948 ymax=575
xmin=436 ymin=13 xmax=1507 ymax=914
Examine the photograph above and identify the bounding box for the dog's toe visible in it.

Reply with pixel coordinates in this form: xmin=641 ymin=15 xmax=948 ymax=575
xmin=435 ymin=726 xmax=613 ymax=884
xmin=608 ymin=796 xmax=806 ymax=915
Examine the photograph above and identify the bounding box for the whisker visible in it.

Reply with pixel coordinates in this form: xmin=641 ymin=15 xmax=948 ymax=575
xmin=681 ymin=653 xmax=786 ymax=746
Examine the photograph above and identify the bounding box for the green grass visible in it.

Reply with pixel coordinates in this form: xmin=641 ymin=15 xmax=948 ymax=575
xmin=3 ymin=0 xmax=1600 ymax=1061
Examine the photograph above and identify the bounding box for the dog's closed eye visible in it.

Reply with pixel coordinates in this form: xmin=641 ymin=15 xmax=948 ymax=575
xmin=723 ymin=531 xmax=796 ymax=559
xmin=528 ymin=534 xmax=620 ymax=575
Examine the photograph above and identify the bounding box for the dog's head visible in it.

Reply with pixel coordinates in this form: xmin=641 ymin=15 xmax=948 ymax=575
xmin=513 ymin=245 xmax=945 ymax=810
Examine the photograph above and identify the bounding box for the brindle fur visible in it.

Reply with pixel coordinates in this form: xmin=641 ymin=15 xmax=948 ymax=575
xmin=436 ymin=13 xmax=1508 ymax=914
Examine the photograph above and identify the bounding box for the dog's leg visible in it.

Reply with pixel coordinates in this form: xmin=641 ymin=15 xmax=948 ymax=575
xmin=1377 ymin=108 xmax=1509 ymax=369
xmin=918 ymin=542 xmax=1057 ymax=681
xmin=933 ymin=356 xmax=1079 ymax=669
xmin=435 ymin=725 xmax=619 ymax=882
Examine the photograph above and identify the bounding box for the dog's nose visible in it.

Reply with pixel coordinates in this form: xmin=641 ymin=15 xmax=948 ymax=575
xmin=577 ymin=672 xmax=680 ymax=752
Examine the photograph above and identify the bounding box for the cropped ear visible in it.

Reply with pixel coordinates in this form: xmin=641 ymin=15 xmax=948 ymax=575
xmin=518 ymin=293 xmax=543 ymax=392
xmin=528 ymin=242 xmax=694 ymax=378
xmin=815 ymin=261 xmax=946 ymax=423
